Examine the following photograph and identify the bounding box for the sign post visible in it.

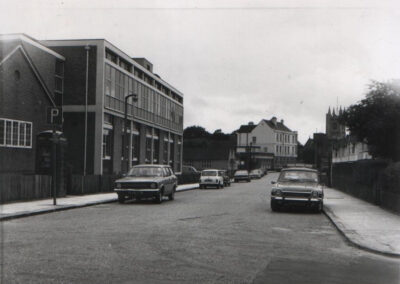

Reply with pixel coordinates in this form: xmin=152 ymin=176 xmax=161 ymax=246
xmin=47 ymin=107 xmax=62 ymax=205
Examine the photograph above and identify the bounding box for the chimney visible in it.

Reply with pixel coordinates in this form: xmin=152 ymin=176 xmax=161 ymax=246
xmin=248 ymin=121 xmax=254 ymax=125
xmin=271 ymin=117 xmax=277 ymax=125
xmin=280 ymin=119 xmax=284 ymax=124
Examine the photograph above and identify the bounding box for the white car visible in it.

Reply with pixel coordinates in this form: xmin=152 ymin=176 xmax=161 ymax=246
xmin=199 ymin=169 xmax=224 ymax=189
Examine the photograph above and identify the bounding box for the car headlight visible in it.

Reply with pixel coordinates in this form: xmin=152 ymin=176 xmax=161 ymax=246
xmin=150 ymin=182 xmax=158 ymax=189
xmin=115 ymin=183 xmax=121 ymax=189
xmin=311 ymin=191 xmax=319 ymax=198
xmin=272 ymin=189 xmax=282 ymax=196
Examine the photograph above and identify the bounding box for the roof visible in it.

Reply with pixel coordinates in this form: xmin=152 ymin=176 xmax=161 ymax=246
xmin=262 ymin=119 xmax=292 ymax=132
xmin=236 ymin=124 xmax=257 ymax=133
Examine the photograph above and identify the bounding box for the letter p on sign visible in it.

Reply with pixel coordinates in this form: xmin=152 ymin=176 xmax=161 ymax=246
xmin=47 ymin=107 xmax=62 ymax=125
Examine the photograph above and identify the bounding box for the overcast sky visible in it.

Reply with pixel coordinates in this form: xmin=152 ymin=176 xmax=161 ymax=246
xmin=1 ymin=0 xmax=400 ymax=143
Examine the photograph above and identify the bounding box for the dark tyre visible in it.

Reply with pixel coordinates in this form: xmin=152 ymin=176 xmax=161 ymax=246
xmin=271 ymin=200 xmax=280 ymax=212
xmin=168 ymin=187 xmax=176 ymax=201
xmin=314 ymin=201 xmax=323 ymax=213
xmin=118 ymin=193 xmax=125 ymax=204
xmin=154 ymin=190 xmax=163 ymax=204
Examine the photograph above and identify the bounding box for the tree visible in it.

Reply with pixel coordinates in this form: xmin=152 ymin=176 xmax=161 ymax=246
xmin=340 ymin=81 xmax=400 ymax=161
xmin=183 ymin=126 xmax=211 ymax=139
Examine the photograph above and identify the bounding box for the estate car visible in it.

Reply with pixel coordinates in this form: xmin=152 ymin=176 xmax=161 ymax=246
xmin=114 ymin=164 xmax=177 ymax=204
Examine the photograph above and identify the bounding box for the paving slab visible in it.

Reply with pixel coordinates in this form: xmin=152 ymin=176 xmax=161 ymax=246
xmin=323 ymin=186 xmax=400 ymax=257
xmin=0 ymin=183 xmax=199 ymax=221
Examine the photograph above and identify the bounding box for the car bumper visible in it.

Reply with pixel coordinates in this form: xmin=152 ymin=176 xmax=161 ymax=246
xmin=114 ymin=188 xmax=160 ymax=198
xmin=271 ymin=196 xmax=322 ymax=204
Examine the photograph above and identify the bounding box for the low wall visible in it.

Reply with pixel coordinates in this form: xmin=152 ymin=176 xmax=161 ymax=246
xmin=332 ymin=160 xmax=400 ymax=213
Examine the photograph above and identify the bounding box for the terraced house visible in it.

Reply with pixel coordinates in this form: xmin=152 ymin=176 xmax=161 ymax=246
xmin=43 ymin=38 xmax=184 ymax=175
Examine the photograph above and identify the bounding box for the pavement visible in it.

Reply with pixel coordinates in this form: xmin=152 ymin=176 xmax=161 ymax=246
xmin=0 ymin=183 xmax=199 ymax=221
xmin=1 ymin=181 xmax=399 ymax=258
xmin=323 ymin=186 xmax=400 ymax=257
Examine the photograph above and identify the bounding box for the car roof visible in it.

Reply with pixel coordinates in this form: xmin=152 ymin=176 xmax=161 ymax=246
xmin=282 ymin=167 xmax=318 ymax=172
xmin=202 ymin=169 xmax=219 ymax=171
xmin=132 ymin=164 xmax=170 ymax=168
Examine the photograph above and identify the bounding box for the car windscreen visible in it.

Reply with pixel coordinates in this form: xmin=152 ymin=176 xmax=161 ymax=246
xmin=202 ymin=171 xmax=217 ymax=176
xmin=128 ymin=167 xmax=164 ymax=177
xmin=235 ymin=171 xmax=248 ymax=175
xmin=278 ymin=171 xmax=318 ymax=182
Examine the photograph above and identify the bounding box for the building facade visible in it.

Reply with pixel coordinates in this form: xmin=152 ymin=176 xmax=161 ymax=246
xmin=43 ymin=38 xmax=184 ymax=175
xmin=0 ymin=34 xmax=65 ymax=173
xmin=236 ymin=117 xmax=298 ymax=170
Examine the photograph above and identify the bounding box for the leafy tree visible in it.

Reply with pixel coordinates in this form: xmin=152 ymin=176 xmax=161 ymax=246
xmin=183 ymin=126 xmax=211 ymax=139
xmin=340 ymin=81 xmax=400 ymax=161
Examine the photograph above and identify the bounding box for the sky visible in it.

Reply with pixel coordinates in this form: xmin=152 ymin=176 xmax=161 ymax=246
xmin=1 ymin=0 xmax=400 ymax=143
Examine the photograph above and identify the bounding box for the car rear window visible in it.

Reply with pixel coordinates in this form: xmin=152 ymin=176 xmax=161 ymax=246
xmin=202 ymin=171 xmax=217 ymax=176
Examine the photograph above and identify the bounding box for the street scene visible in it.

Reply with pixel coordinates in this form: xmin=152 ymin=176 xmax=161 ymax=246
xmin=1 ymin=0 xmax=400 ymax=283
xmin=2 ymin=174 xmax=399 ymax=284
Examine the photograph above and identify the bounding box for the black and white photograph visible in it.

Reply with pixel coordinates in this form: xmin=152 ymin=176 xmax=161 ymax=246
xmin=1 ymin=0 xmax=400 ymax=283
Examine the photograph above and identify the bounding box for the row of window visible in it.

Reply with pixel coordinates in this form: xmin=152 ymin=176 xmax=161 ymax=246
xmin=102 ymin=125 xmax=182 ymax=169
xmin=276 ymin=132 xmax=296 ymax=144
xmin=276 ymin=145 xmax=296 ymax=156
xmin=105 ymin=50 xmax=183 ymax=103
xmin=0 ymin=119 xmax=32 ymax=148
xmin=105 ymin=64 xmax=183 ymax=126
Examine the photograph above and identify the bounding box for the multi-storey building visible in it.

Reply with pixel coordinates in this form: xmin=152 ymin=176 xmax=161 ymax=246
xmin=236 ymin=117 xmax=298 ymax=170
xmin=0 ymin=34 xmax=65 ymax=174
xmin=43 ymin=38 xmax=184 ymax=175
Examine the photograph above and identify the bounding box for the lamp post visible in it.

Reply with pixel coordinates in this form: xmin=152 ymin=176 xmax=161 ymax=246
xmin=123 ymin=93 xmax=138 ymax=173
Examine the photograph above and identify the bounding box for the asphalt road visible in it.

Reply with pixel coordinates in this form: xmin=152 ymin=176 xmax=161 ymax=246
xmin=1 ymin=173 xmax=399 ymax=283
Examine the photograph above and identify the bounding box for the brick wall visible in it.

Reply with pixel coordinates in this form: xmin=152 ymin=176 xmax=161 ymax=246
xmin=0 ymin=47 xmax=54 ymax=173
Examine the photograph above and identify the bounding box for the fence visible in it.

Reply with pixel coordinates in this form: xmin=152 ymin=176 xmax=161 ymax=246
xmin=0 ymin=174 xmax=53 ymax=204
xmin=332 ymin=160 xmax=400 ymax=213
xmin=69 ymin=175 xmax=118 ymax=195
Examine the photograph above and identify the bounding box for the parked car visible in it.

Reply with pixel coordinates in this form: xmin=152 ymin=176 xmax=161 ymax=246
xmin=249 ymin=169 xmax=263 ymax=179
xmin=199 ymin=169 xmax=224 ymax=189
xmin=180 ymin=165 xmax=201 ymax=184
xmin=270 ymin=167 xmax=324 ymax=213
xmin=219 ymin=170 xmax=231 ymax=187
xmin=114 ymin=164 xmax=177 ymax=204
xmin=234 ymin=170 xmax=251 ymax=182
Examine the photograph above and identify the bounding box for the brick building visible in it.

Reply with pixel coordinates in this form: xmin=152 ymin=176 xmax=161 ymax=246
xmin=0 ymin=34 xmax=65 ymax=173
xmin=43 ymin=38 xmax=184 ymax=175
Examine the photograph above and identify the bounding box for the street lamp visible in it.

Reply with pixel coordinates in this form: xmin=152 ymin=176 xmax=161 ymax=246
xmin=123 ymin=93 xmax=138 ymax=173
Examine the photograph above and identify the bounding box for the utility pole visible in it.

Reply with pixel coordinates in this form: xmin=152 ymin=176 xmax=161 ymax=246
xmin=123 ymin=93 xmax=138 ymax=173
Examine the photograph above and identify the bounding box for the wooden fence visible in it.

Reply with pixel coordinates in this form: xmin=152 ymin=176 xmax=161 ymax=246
xmin=0 ymin=174 xmax=53 ymax=204
xmin=69 ymin=175 xmax=118 ymax=195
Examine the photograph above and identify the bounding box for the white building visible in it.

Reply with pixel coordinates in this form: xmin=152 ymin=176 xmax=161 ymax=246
xmin=332 ymin=137 xmax=372 ymax=163
xmin=236 ymin=117 xmax=298 ymax=169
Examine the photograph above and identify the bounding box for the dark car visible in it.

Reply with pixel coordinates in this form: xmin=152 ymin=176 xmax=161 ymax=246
xmin=234 ymin=170 xmax=251 ymax=182
xmin=114 ymin=164 xmax=177 ymax=204
xmin=270 ymin=167 xmax=324 ymax=212
xmin=219 ymin=170 xmax=231 ymax=187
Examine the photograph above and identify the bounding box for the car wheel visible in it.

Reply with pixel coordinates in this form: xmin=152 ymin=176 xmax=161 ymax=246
xmin=168 ymin=187 xmax=176 ymax=201
xmin=117 ymin=193 xmax=125 ymax=204
xmin=154 ymin=190 xmax=163 ymax=204
xmin=220 ymin=182 xmax=224 ymax=189
xmin=314 ymin=201 xmax=323 ymax=213
xmin=271 ymin=200 xmax=280 ymax=212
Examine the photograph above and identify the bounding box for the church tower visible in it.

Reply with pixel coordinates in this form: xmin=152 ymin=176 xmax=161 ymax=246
xmin=326 ymin=107 xmax=346 ymax=140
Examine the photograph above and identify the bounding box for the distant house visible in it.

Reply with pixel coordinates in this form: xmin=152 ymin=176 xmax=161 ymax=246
xmin=332 ymin=136 xmax=372 ymax=163
xmin=0 ymin=34 xmax=65 ymax=174
xmin=236 ymin=117 xmax=298 ymax=170
xmin=183 ymin=135 xmax=237 ymax=172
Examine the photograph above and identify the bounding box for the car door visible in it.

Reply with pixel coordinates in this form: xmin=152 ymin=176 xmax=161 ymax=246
xmin=162 ymin=167 xmax=172 ymax=194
